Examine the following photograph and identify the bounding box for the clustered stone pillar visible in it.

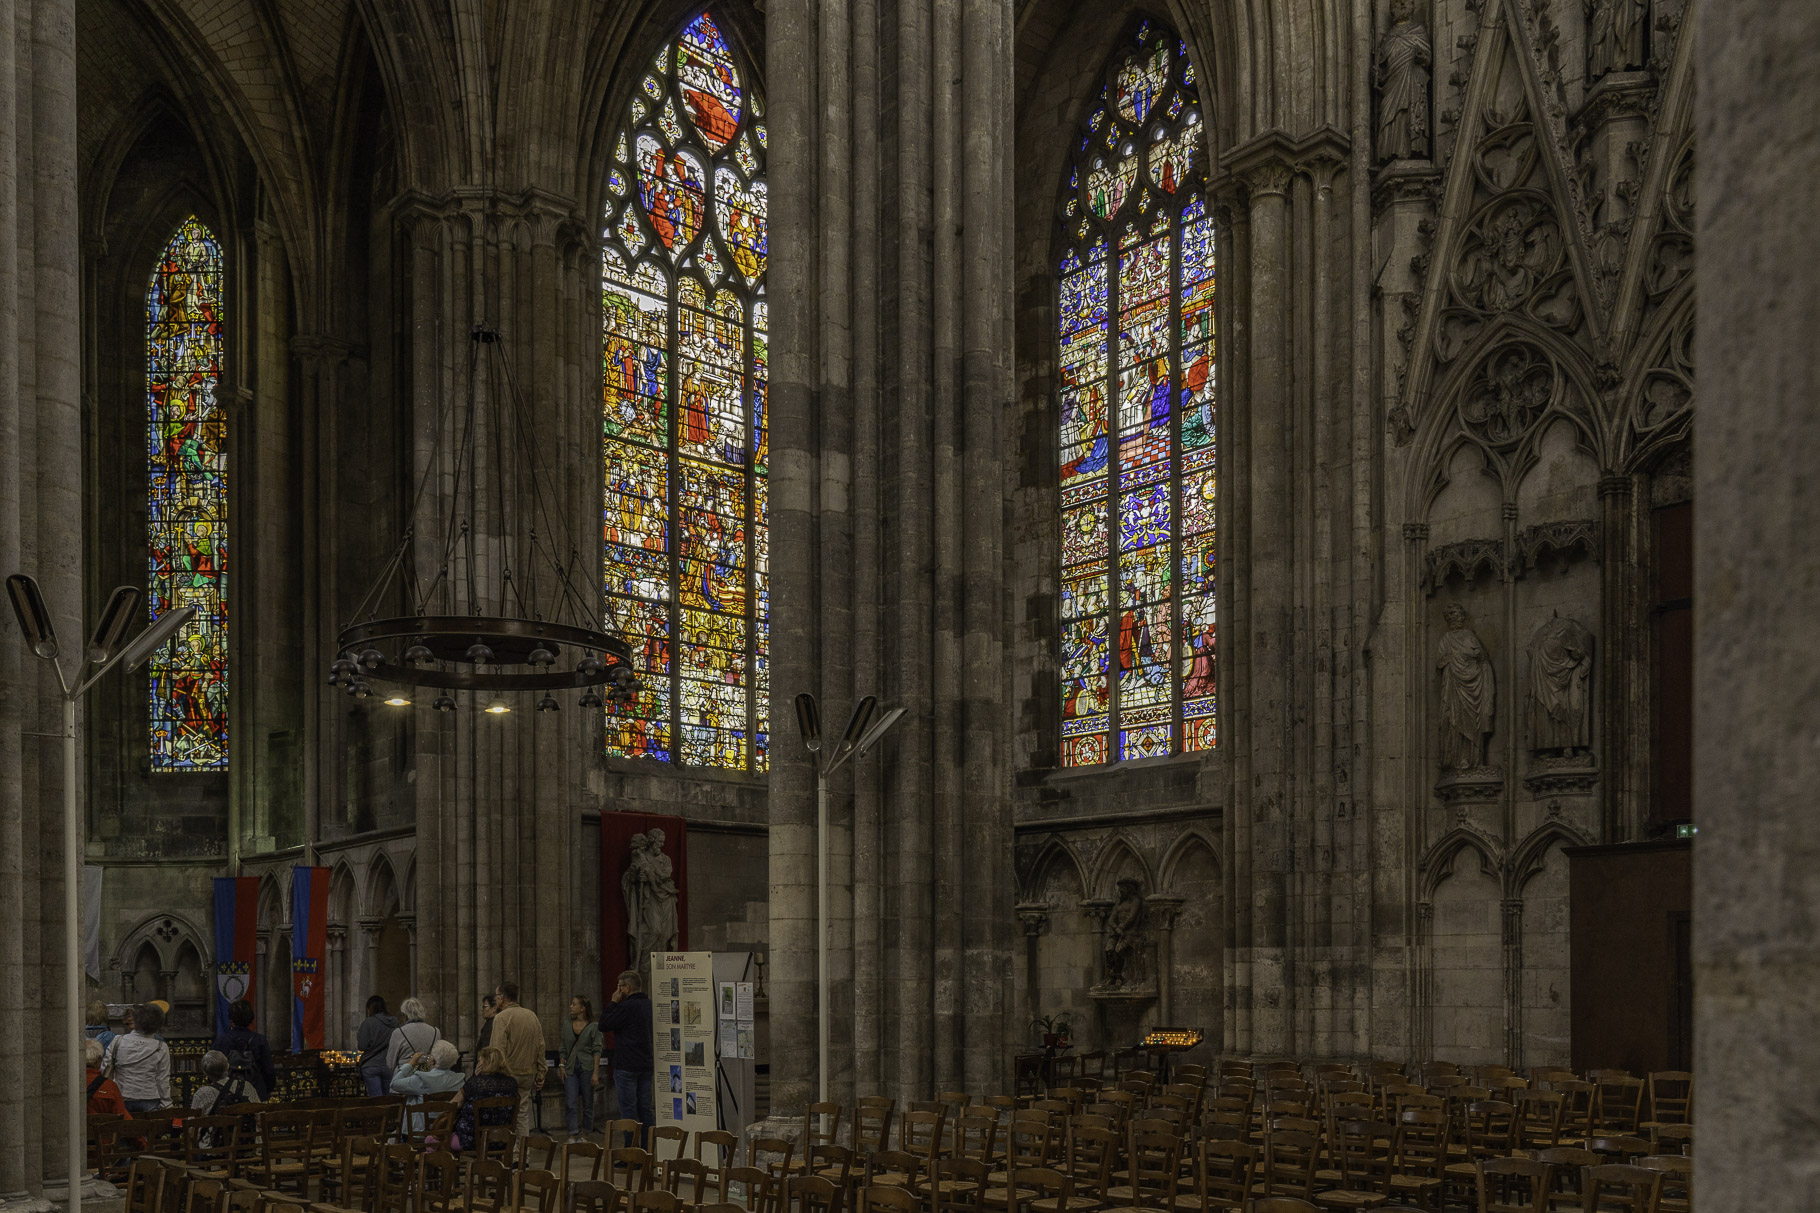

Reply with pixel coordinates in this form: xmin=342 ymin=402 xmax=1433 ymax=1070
xmin=1694 ymin=4 xmax=1820 ymax=1210
xmin=766 ymin=0 xmax=1017 ymax=1113
xmin=0 ymin=0 xmax=81 ymax=1206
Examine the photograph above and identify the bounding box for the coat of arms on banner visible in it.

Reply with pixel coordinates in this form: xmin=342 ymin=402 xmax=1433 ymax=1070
xmin=217 ymin=959 xmax=251 ymax=1005
xmin=292 ymin=956 xmax=319 ymax=1001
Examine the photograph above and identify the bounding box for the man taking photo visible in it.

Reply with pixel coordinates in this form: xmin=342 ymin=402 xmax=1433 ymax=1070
xmin=597 ymin=969 xmax=654 ymax=1145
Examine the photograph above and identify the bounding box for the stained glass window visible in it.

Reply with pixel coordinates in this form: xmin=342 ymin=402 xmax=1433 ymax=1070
xmin=1058 ymin=21 xmax=1216 ymax=767
xmin=603 ymin=10 xmax=768 ymax=771
xmin=146 ymin=216 xmax=229 ymax=771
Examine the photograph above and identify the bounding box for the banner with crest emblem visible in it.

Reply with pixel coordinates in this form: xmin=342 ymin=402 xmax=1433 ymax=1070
xmin=290 ymin=865 xmax=330 ymax=1050
xmin=212 ymin=876 xmax=260 ymax=1035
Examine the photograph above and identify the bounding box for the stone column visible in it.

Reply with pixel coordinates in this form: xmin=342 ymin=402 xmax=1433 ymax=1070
xmin=1145 ymin=895 xmax=1185 ymax=1022
xmin=1015 ymin=904 xmax=1048 ymax=1030
xmin=1694 ymin=4 xmax=1820 ymax=1211
xmin=0 ymin=0 xmax=82 ymax=1202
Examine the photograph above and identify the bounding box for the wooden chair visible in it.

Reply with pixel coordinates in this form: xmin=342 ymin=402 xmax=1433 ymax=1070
xmin=1532 ymin=1148 xmax=1598 ymax=1212
xmin=667 ymin=1157 xmax=719 ymax=1205
xmin=606 ymin=1119 xmax=646 ymax=1150
xmin=698 ymin=1129 xmax=741 ymax=1187
xmin=652 ymin=1126 xmax=691 ymax=1164
xmin=567 ymin=1181 xmax=627 ymax=1213
xmin=1011 ymin=1166 xmax=1093 ymax=1213
xmin=902 ymin=1110 xmax=948 ymax=1161
xmin=1516 ymin=1092 xmax=1565 ymax=1150
xmin=853 ymin=1101 xmax=896 ymax=1156
xmin=864 ymin=1151 xmax=925 ymax=1196
xmin=860 ymin=1187 xmax=919 ymax=1213
xmin=1261 ymin=1128 xmax=1320 ymax=1203
xmin=809 ymin=1144 xmax=859 ymax=1197
xmin=611 ymin=1147 xmax=658 ymax=1193
xmin=408 ymin=1099 xmax=459 ymax=1149
xmin=1059 ymin=1127 xmax=1116 ymax=1203
xmin=259 ymin=1109 xmax=318 ymax=1196
xmin=1000 ymin=1120 xmax=1055 ymax=1177
xmin=1580 ymin=1165 xmax=1661 ymax=1213
xmin=1388 ymin=1110 xmax=1447 ymax=1212
xmin=471 ymin=1096 xmax=519 ymax=1164
xmin=524 ymin=1134 xmax=563 ymax=1171
xmin=1637 ymin=1155 xmax=1690 ymax=1213
xmin=632 ymin=1192 xmax=685 ymax=1213
xmin=1014 ymin=1057 xmax=1047 ymax=1099
xmin=517 ymin=1170 xmax=564 ymax=1213
xmin=123 ymin=1158 xmax=164 ymax=1213
xmin=182 ymin=1115 xmax=240 ymax=1181
xmin=464 ymin=1158 xmax=516 ymax=1213
xmin=419 ymin=1150 xmax=464 ymax=1213
xmin=1642 ymin=1074 xmax=1692 ymax=1129
xmin=1586 ymin=1137 xmax=1653 ymax=1164
xmin=955 ymin=1115 xmax=1000 ymax=1165
xmin=1186 ymin=1139 xmax=1257 ymax=1213
xmin=374 ymin=1143 xmax=421 ymax=1213
xmin=567 ymin=1139 xmax=609 ymax=1182
xmin=1648 ymin=1125 xmax=1691 ymax=1156
xmin=784 ymin=1175 xmax=845 ymax=1213
xmin=318 ymin=1135 xmax=386 ymax=1209
xmin=1592 ymin=1079 xmax=1645 ymax=1136
xmin=931 ymin=1158 xmax=991 ymax=1213
xmin=1314 ymin=1120 xmax=1394 ymax=1212
xmin=1475 ymin=1157 xmax=1553 ymax=1213
xmin=1546 ymin=1081 xmax=1596 ymax=1143
xmin=750 ymin=1137 xmax=796 ymax=1182
xmin=724 ymin=1167 xmax=779 ymax=1213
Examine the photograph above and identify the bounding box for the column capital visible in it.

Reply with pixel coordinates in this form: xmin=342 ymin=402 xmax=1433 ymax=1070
xmin=1078 ymin=897 xmax=1115 ymax=924
xmin=1014 ymin=903 xmax=1050 ymax=937
xmin=356 ymin=916 xmax=385 ymax=939
xmin=1143 ymin=893 xmax=1187 ymax=930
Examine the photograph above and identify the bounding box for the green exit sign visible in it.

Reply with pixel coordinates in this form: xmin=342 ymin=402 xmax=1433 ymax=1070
xmin=1674 ymin=823 xmax=1697 ymax=839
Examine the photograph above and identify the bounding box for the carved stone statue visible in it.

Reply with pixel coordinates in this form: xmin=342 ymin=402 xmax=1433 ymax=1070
xmin=623 ymin=829 xmax=679 ymax=974
xmin=1102 ymin=879 xmax=1148 ymax=989
xmin=1587 ymin=0 xmax=1648 ymax=78
xmin=1529 ymin=613 xmax=1595 ymax=756
xmin=1376 ymin=0 xmax=1432 ymax=162
xmin=1437 ymin=603 xmax=1495 ymax=771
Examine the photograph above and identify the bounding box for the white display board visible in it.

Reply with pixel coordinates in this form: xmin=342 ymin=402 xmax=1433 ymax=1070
xmin=651 ymin=951 xmax=718 ymax=1134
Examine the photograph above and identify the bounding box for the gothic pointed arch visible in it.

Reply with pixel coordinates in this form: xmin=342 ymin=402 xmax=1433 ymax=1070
xmin=601 ymin=7 xmax=769 ymax=772
xmin=1055 ymin=16 xmax=1217 ymax=767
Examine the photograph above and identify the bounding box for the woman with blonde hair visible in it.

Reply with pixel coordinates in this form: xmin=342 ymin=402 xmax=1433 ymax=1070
xmin=450 ymin=1045 xmax=518 ymax=1150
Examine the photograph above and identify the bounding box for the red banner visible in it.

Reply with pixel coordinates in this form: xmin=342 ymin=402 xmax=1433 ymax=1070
xmin=291 ymin=865 xmax=330 ymax=1051
xmin=599 ymin=812 xmax=689 ymax=982
xmin=212 ymin=876 xmax=259 ymax=1036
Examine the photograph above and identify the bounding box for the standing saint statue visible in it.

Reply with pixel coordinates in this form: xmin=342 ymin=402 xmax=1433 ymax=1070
xmin=1376 ymin=0 xmax=1433 ymax=162
xmin=1437 ymin=602 xmax=1495 ymax=772
xmin=1529 ymin=613 xmax=1595 ymax=756
xmin=1101 ymin=879 xmax=1148 ymax=989
xmin=1587 ymin=0 xmax=1648 ymax=78
xmin=623 ymin=829 xmax=680 ymax=976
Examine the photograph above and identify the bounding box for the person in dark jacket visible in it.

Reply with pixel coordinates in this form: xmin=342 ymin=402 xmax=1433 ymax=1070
xmin=356 ymin=996 xmax=400 ymax=1095
xmin=211 ymin=998 xmax=276 ymax=1100
xmin=597 ymin=969 xmax=654 ymax=1145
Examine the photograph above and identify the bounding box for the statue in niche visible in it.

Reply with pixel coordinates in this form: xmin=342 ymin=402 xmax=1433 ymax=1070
xmin=1437 ymin=602 xmax=1495 ymax=771
xmin=623 ymin=829 xmax=679 ymax=975
xmin=1587 ymin=0 xmax=1648 ymax=78
xmin=1529 ymin=612 xmax=1595 ymax=757
xmin=1375 ymin=0 xmax=1433 ymax=162
xmin=1102 ymin=879 xmax=1149 ymax=989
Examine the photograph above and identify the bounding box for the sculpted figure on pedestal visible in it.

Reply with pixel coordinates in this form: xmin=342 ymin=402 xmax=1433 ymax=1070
xmin=1376 ymin=0 xmax=1433 ymax=162
xmin=1102 ymin=879 xmax=1148 ymax=989
xmin=1438 ymin=603 xmax=1496 ymax=772
xmin=1587 ymin=0 xmax=1649 ymax=78
xmin=623 ymin=830 xmax=679 ymax=975
xmin=1529 ymin=613 xmax=1595 ymax=756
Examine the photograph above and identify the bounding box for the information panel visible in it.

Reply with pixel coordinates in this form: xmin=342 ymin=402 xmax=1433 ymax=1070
xmin=651 ymin=951 xmax=718 ymax=1134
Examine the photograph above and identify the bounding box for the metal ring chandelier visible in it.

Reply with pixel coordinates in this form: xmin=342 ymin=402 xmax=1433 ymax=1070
xmin=328 ymin=323 xmax=636 ymax=714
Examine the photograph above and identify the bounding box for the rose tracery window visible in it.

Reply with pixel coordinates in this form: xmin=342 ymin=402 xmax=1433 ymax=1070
xmin=1057 ymin=20 xmax=1216 ymax=768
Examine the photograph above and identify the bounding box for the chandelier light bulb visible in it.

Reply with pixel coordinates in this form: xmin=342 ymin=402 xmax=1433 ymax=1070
xmin=383 ymin=695 xmax=411 ymax=707
xmin=485 ymin=699 xmax=511 ymax=715
xmin=466 ymin=643 xmax=495 ymax=664
xmin=579 ymin=688 xmax=604 ymax=709
xmin=432 ymin=695 xmax=456 ymax=713
xmin=403 ymin=644 xmax=433 ymax=666
xmin=358 ymin=647 xmax=384 ymax=670
xmin=536 ymin=694 xmax=560 ymax=713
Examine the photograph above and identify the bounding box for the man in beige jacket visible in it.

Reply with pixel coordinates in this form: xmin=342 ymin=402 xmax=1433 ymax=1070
xmin=490 ymin=980 xmax=546 ymax=1136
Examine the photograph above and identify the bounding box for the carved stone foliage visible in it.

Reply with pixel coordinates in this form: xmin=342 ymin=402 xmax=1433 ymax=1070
xmin=1460 ymin=341 xmax=1568 ymax=451
xmin=1423 ymin=537 xmax=1508 ymax=594
xmin=1630 ymin=306 xmax=1694 ymax=464
xmin=1646 ymin=135 xmax=1695 ymax=304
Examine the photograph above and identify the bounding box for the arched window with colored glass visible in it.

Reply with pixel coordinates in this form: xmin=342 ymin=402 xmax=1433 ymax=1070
xmin=601 ymin=10 xmax=769 ymax=771
xmin=1057 ymin=21 xmax=1216 ymax=767
xmin=146 ymin=216 xmax=229 ymax=771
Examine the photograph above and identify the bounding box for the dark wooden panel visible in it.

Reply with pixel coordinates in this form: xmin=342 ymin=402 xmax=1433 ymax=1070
xmin=1565 ymin=840 xmax=1692 ymax=1075
xmin=1651 ymin=503 xmax=1695 ymax=825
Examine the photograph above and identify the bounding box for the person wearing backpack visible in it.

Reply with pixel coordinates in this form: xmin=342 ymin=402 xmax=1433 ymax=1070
xmin=105 ymin=1001 xmax=171 ymax=1113
xmin=356 ymin=995 xmax=400 ymax=1095
xmin=189 ymin=1049 xmax=259 ymax=1114
xmin=383 ymin=998 xmax=442 ymax=1073
xmin=210 ymin=998 xmax=275 ymax=1100
xmin=84 ymin=1038 xmax=128 ymax=1117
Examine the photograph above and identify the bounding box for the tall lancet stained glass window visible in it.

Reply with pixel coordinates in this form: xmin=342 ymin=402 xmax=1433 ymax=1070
xmin=1058 ymin=21 xmax=1216 ymax=767
xmin=146 ymin=216 xmax=229 ymax=770
xmin=602 ymin=11 xmax=769 ymax=771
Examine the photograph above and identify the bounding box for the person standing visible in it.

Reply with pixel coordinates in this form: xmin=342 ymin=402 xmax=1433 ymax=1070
xmin=212 ymin=998 xmax=275 ymax=1101
xmin=356 ymin=996 xmax=400 ymax=1095
xmin=385 ymin=998 xmax=442 ymax=1073
xmin=86 ymin=1001 xmax=116 ymax=1051
xmin=490 ymin=981 xmax=546 ymax=1137
xmin=597 ymin=970 xmax=653 ymax=1146
xmin=560 ymin=995 xmax=604 ymax=1142
xmin=476 ymin=994 xmax=497 ymax=1053
xmin=105 ymin=1001 xmax=172 ymax=1113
